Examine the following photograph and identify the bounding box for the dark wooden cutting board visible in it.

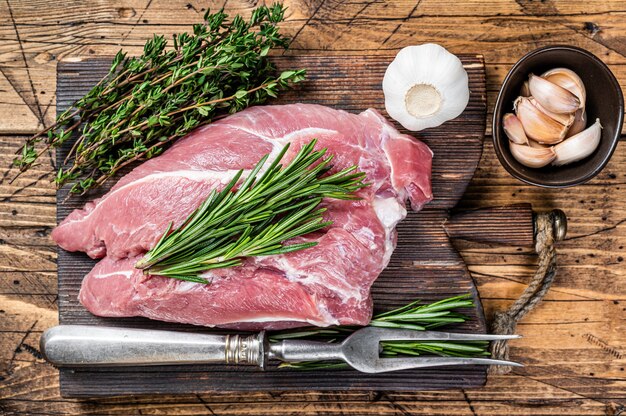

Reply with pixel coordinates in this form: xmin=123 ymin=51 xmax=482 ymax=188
xmin=54 ymin=54 xmax=517 ymax=397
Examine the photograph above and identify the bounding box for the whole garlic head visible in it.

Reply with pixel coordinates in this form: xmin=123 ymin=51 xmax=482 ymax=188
xmin=383 ymin=44 xmax=470 ymax=131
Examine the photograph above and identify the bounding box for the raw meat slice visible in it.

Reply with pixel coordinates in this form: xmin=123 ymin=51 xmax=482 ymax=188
xmin=81 ymin=224 xmax=379 ymax=330
xmin=53 ymin=104 xmax=433 ymax=329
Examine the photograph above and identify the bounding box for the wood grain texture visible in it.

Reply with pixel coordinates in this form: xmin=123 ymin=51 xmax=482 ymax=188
xmin=2 ymin=0 xmax=626 ymax=134
xmin=446 ymin=204 xmax=536 ymax=247
xmin=52 ymin=54 xmax=489 ymax=396
xmin=1 ymin=0 xmax=625 ymax=414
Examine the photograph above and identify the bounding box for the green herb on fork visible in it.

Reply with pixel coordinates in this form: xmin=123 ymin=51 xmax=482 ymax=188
xmin=271 ymin=294 xmax=491 ymax=370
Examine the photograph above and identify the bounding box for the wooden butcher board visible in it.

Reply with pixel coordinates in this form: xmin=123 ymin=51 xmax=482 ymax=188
xmin=54 ymin=54 xmax=510 ymax=397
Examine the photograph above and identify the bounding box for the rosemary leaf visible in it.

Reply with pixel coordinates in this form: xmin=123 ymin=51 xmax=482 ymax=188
xmin=137 ymin=139 xmax=368 ymax=280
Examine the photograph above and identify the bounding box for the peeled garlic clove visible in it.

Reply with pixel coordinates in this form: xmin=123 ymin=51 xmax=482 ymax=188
xmin=542 ymin=68 xmax=586 ymax=107
xmin=528 ymin=97 xmax=574 ymax=127
xmin=528 ymin=74 xmax=580 ymax=114
xmin=383 ymin=44 xmax=469 ymax=131
xmin=514 ymin=96 xmax=568 ymax=144
xmin=566 ymin=108 xmax=587 ymax=138
xmin=520 ymin=81 xmax=531 ymax=97
xmin=509 ymin=141 xmax=556 ymax=168
xmin=502 ymin=113 xmax=528 ymax=145
xmin=552 ymin=118 xmax=602 ymax=166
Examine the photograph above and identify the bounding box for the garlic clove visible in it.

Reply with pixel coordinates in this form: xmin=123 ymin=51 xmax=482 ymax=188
xmin=509 ymin=141 xmax=556 ymax=168
xmin=514 ymin=96 xmax=568 ymax=144
xmin=542 ymin=68 xmax=586 ymax=107
xmin=502 ymin=113 xmax=528 ymax=145
xmin=566 ymin=108 xmax=587 ymax=138
xmin=528 ymin=74 xmax=580 ymax=114
xmin=383 ymin=43 xmax=469 ymax=131
xmin=520 ymin=81 xmax=531 ymax=97
xmin=552 ymin=118 xmax=602 ymax=166
xmin=528 ymin=97 xmax=575 ymax=127
xmin=528 ymin=139 xmax=549 ymax=149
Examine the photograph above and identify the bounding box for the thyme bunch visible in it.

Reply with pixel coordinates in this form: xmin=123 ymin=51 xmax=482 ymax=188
xmin=13 ymin=3 xmax=305 ymax=195
xmin=136 ymin=140 xmax=368 ymax=282
xmin=270 ymin=294 xmax=490 ymax=370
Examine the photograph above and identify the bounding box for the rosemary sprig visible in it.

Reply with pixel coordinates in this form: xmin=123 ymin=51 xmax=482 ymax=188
xmin=369 ymin=295 xmax=473 ymax=330
xmin=136 ymin=139 xmax=368 ymax=282
xmin=270 ymin=294 xmax=490 ymax=370
xmin=12 ymin=3 xmax=305 ymax=195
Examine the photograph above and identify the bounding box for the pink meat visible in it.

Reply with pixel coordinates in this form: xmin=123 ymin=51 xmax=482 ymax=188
xmin=53 ymin=104 xmax=433 ymax=329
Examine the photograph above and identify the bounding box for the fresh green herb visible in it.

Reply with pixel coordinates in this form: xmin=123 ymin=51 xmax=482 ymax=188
xmin=136 ymin=140 xmax=368 ymax=283
xmin=12 ymin=3 xmax=305 ymax=195
xmin=368 ymin=295 xmax=473 ymax=330
xmin=270 ymin=294 xmax=490 ymax=370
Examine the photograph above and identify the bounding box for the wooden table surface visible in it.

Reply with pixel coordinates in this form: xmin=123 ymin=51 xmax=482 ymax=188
xmin=0 ymin=1 xmax=624 ymax=415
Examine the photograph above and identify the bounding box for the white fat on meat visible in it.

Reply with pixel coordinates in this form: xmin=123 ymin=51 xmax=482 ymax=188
xmin=373 ymin=196 xmax=408 ymax=265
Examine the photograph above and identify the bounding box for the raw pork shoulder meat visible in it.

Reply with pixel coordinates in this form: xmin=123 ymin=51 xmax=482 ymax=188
xmin=52 ymin=104 xmax=433 ymax=330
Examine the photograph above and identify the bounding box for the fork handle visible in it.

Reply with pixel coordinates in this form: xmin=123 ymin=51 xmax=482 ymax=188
xmin=40 ymin=325 xmax=268 ymax=368
xmin=269 ymin=340 xmax=344 ymax=362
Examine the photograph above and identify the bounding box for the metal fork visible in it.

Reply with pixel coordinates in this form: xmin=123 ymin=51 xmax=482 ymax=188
xmin=270 ymin=327 xmax=521 ymax=372
xmin=41 ymin=325 xmax=521 ymax=372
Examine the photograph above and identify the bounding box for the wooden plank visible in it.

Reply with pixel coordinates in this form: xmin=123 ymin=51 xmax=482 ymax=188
xmin=3 ymin=15 xmax=625 ymax=64
xmin=53 ymin=55 xmax=486 ymax=210
xmin=2 ymin=0 xmax=626 ymax=135
xmin=0 ymin=71 xmax=43 ymax=134
xmin=51 ymin=54 xmax=489 ymax=396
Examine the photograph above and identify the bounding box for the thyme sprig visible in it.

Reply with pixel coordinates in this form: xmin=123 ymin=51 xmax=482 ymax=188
xmin=270 ymin=294 xmax=490 ymax=370
xmin=13 ymin=4 xmax=305 ymax=195
xmin=136 ymin=140 xmax=368 ymax=283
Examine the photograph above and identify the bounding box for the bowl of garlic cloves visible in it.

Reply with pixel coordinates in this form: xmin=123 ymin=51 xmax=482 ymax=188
xmin=493 ymin=45 xmax=624 ymax=187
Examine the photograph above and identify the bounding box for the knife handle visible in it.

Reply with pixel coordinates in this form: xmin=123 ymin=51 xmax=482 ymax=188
xmin=444 ymin=203 xmax=567 ymax=247
xmin=40 ymin=325 xmax=267 ymax=368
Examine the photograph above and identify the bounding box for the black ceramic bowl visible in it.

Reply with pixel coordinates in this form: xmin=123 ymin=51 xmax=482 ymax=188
xmin=493 ymin=45 xmax=624 ymax=187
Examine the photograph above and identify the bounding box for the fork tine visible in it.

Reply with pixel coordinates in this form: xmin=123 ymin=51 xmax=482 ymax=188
xmin=369 ymin=328 xmax=521 ymax=342
xmin=370 ymin=357 xmax=523 ymax=373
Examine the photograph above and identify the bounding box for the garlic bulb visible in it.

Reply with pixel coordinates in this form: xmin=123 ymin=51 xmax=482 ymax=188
xmin=383 ymin=44 xmax=469 ymax=131
xmin=552 ymin=119 xmax=602 ymax=166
